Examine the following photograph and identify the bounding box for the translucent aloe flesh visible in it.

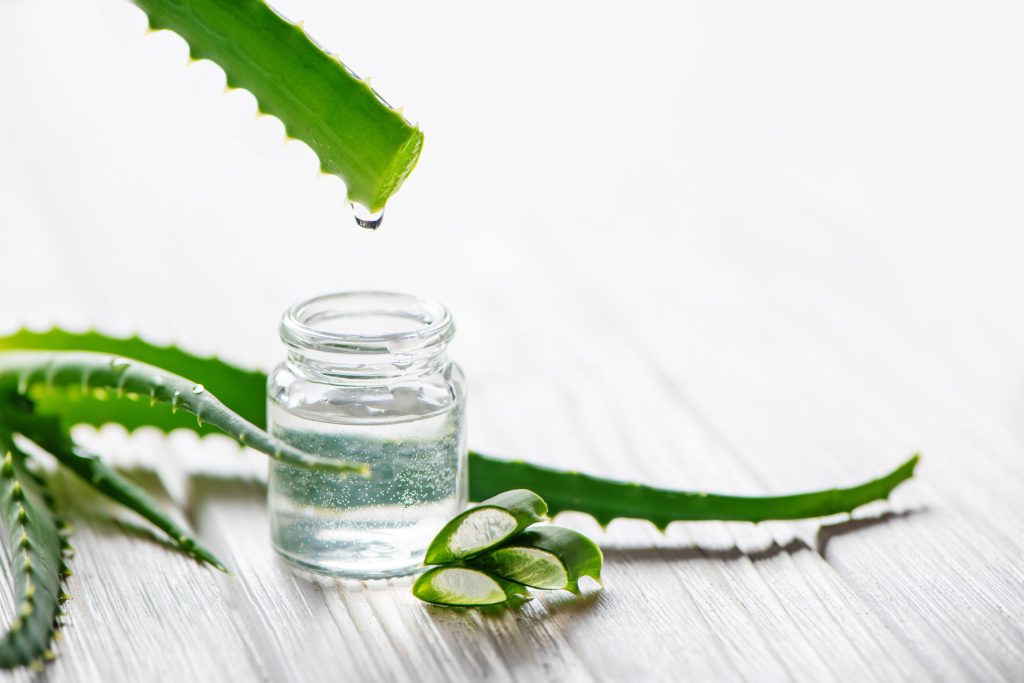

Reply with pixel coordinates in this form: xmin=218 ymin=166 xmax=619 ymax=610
xmin=0 ymin=329 xmax=919 ymax=528
xmin=424 ymin=490 xmax=548 ymax=564
xmin=132 ymin=0 xmax=424 ymax=212
xmin=470 ymin=525 xmax=603 ymax=593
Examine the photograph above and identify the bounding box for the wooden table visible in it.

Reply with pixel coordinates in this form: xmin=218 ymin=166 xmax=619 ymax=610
xmin=2 ymin=1 xmax=1022 ymax=680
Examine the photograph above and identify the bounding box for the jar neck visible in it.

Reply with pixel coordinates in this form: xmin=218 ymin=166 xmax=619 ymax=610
xmin=279 ymin=292 xmax=455 ymax=382
xmin=285 ymin=348 xmax=451 ymax=382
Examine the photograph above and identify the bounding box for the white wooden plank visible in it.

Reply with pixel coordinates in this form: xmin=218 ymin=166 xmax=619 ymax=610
xmin=35 ymin=468 xmax=262 ymax=682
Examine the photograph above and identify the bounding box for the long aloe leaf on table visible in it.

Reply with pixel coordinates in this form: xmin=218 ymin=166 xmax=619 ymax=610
xmin=469 ymin=451 xmax=920 ymax=528
xmin=130 ymin=0 xmax=423 ymax=212
xmin=0 ymin=349 xmax=366 ymax=475
xmin=0 ymin=328 xmax=267 ymax=430
xmin=0 ymin=329 xmax=919 ymax=527
xmin=13 ymin=414 xmax=226 ymax=572
xmin=0 ymin=435 xmax=71 ymax=670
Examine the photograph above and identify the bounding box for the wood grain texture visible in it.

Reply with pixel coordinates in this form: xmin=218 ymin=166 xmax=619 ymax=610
xmin=2 ymin=0 xmax=1024 ymax=680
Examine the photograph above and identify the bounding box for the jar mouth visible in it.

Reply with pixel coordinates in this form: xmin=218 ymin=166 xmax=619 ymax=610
xmin=280 ymin=291 xmax=454 ymax=358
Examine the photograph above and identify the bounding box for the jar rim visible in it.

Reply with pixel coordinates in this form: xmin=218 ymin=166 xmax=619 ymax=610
xmin=280 ymin=291 xmax=454 ymax=357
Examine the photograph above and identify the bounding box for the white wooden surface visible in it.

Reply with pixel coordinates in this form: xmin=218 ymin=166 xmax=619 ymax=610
xmin=2 ymin=0 xmax=1024 ymax=680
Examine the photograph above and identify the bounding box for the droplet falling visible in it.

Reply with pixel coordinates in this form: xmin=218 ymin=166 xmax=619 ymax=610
xmin=351 ymin=202 xmax=384 ymax=230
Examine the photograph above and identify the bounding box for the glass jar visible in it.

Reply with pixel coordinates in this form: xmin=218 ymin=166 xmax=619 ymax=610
xmin=266 ymin=291 xmax=467 ymax=579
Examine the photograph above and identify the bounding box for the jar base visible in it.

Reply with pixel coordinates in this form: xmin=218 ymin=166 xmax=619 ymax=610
xmin=273 ymin=545 xmax=425 ymax=580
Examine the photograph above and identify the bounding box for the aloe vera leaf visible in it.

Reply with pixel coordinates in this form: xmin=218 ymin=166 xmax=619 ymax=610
xmin=19 ymin=422 xmax=226 ymax=572
xmin=424 ymin=489 xmax=547 ymax=564
xmin=0 ymin=351 xmax=366 ymax=475
xmin=469 ymin=452 xmax=920 ymax=528
xmin=0 ymin=436 xmax=69 ymax=670
xmin=412 ymin=566 xmax=529 ymax=607
xmin=0 ymin=328 xmax=266 ymax=430
xmin=0 ymin=330 xmax=919 ymax=526
xmin=470 ymin=525 xmax=603 ymax=593
xmin=19 ymin=387 xmax=920 ymax=526
xmin=128 ymin=0 xmax=422 ymax=212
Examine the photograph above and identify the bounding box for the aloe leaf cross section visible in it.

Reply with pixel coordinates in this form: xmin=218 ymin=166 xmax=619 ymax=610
xmin=424 ymin=489 xmax=548 ymax=564
xmin=412 ymin=567 xmax=529 ymax=607
xmin=414 ymin=489 xmax=604 ymax=607
xmin=469 ymin=526 xmax=603 ymax=593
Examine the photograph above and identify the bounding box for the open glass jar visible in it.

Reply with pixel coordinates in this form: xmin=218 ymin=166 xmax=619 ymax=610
xmin=266 ymin=292 xmax=467 ymax=579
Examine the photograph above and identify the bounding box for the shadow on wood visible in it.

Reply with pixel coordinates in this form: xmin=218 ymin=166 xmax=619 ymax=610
xmin=816 ymin=508 xmax=924 ymax=559
xmin=600 ymin=509 xmax=924 ymax=567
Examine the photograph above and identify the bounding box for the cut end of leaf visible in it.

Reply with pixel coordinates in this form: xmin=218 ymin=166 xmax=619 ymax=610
xmin=368 ymin=127 xmax=424 ymax=213
xmin=475 ymin=546 xmax=568 ymax=590
xmin=470 ymin=525 xmax=603 ymax=591
xmin=412 ymin=567 xmax=512 ymax=607
xmin=424 ymin=490 xmax=548 ymax=563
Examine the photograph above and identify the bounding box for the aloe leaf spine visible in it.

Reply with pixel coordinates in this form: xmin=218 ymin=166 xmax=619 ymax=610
xmin=128 ymin=0 xmax=423 ymax=212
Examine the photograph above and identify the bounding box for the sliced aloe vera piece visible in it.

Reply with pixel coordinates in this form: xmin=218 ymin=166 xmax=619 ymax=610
xmin=412 ymin=566 xmax=527 ymax=607
xmin=470 ymin=525 xmax=603 ymax=593
xmin=424 ymin=489 xmax=547 ymax=564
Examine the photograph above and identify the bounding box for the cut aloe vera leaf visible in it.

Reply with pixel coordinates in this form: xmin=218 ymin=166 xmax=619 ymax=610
xmin=424 ymin=489 xmax=547 ymax=564
xmin=412 ymin=566 xmax=528 ymax=607
xmin=131 ymin=0 xmax=423 ymax=213
xmin=470 ymin=525 xmax=603 ymax=593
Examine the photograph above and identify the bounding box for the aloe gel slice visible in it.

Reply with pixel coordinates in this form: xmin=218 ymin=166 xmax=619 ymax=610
xmin=470 ymin=526 xmax=603 ymax=593
xmin=424 ymin=489 xmax=547 ymax=564
xmin=412 ymin=567 xmax=526 ymax=606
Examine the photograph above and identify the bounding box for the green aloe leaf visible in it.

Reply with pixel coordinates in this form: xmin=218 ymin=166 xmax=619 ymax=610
xmin=469 ymin=525 xmax=603 ymax=593
xmin=468 ymin=451 xmax=921 ymax=527
xmin=0 ymin=351 xmax=367 ymax=475
xmin=412 ymin=566 xmax=528 ymax=607
xmin=30 ymin=431 xmax=227 ymax=572
xmin=424 ymin=489 xmax=547 ymax=564
xmin=0 ymin=330 xmax=921 ymax=528
xmin=132 ymin=0 xmax=423 ymax=212
xmin=0 ymin=328 xmax=267 ymax=430
xmin=0 ymin=437 xmax=69 ymax=670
